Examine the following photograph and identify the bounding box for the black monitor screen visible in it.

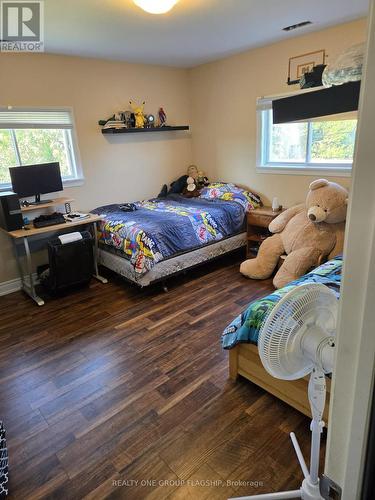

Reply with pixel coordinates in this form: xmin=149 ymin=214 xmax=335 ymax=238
xmin=9 ymin=162 xmax=63 ymax=198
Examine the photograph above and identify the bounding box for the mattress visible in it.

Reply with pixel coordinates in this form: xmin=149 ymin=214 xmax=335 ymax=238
xmin=98 ymin=232 xmax=246 ymax=287
xmin=222 ymin=255 xmax=343 ymax=349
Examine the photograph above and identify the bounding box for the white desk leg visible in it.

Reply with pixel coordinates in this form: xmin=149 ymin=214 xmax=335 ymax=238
xmin=92 ymin=221 xmax=108 ymax=284
xmin=21 ymin=237 xmax=45 ymax=307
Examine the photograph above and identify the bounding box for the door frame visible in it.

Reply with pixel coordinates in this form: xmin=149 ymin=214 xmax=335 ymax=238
xmin=325 ymin=1 xmax=375 ymax=498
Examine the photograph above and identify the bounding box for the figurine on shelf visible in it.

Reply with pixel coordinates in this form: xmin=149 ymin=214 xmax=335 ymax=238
xmin=145 ymin=114 xmax=155 ymax=128
xmin=122 ymin=111 xmax=133 ymax=128
xmin=158 ymin=107 xmax=167 ymax=127
xmin=129 ymin=101 xmax=146 ymax=128
xmin=99 ymin=113 xmax=127 ymax=130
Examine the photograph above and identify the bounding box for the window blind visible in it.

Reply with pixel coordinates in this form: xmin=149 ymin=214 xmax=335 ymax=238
xmin=272 ymin=81 xmax=361 ymax=124
xmin=257 ymin=97 xmax=358 ymax=123
xmin=0 ymin=109 xmax=73 ymax=129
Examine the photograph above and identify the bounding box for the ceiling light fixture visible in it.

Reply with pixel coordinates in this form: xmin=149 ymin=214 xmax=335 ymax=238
xmin=133 ymin=0 xmax=179 ymax=14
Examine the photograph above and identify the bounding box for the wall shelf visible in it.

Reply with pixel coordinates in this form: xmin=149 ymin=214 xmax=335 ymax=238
xmin=101 ymin=125 xmax=189 ymax=135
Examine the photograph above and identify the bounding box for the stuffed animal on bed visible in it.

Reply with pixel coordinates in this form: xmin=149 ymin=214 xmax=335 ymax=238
xmin=183 ymin=176 xmax=200 ymax=198
xmin=183 ymin=166 xmax=210 ymax=198
xmin=240 ymin=179 xmax=348 ymax=289
xmin=157 ymin=166 xmax=210 ymax=199
xmin=158 ymin=175 xmax=188 ymax=198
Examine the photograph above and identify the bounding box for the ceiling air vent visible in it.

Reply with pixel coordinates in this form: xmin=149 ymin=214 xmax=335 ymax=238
xmin=283 ymin=21 xmax=312 ymax=32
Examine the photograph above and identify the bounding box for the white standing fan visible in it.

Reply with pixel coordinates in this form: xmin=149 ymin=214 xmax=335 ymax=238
xmin=230 ymin=283 xmax=338 ymax=500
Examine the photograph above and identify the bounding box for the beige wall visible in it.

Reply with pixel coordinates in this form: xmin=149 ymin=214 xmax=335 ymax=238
xmin=189 ymin=18 xmax=367 ymax=206
xmin=0 ymin=19 xmax=368 ymax=286
xmin=0 ymin=53 xmax=192 ymax=283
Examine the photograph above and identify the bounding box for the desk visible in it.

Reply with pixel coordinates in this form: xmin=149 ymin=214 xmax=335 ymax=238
xmin=1 ymin=214 xmax=108 ymax=306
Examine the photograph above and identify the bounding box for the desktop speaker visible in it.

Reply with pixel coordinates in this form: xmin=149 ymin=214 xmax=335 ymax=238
xmin=0 ymin=192 xmax=23 ymax=231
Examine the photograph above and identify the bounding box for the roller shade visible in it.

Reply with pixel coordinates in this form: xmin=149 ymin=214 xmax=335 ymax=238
xmin=0 ymin=109 xmax=73 ymax=129
xmin=272 ymin=81 xmax=361 ymax=124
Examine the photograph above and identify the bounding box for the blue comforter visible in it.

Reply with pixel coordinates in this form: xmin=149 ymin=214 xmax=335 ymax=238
xmin=222 ymin=255 xmax=343 ymax=349
xmin=92 ymin=194 xmax=248 ymax=275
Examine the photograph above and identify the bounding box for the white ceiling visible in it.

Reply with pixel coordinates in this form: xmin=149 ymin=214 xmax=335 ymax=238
xmin=45 ymin=0 xmax=369 ymax=67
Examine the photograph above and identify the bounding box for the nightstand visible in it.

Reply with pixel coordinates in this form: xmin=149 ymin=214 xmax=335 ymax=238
xmin=246 ymin=207 xmax=285 ymax=258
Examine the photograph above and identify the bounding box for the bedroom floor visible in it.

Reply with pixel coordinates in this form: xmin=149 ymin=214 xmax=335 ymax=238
xmin=0 ymin=251 xmax=324 ymax=499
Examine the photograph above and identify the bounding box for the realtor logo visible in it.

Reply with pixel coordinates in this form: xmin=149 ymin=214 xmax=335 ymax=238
xmin=1 ymin=0 xmax=44 ymax=52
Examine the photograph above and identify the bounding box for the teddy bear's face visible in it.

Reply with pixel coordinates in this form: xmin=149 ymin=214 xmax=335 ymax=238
xmin=306 ymin=179 xmax=348 ymax=224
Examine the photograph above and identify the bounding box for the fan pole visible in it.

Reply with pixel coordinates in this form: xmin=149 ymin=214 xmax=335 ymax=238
xmin=230 ymin=284 xmax=336 ymax=500
xmin=307 ymin=367 xmax=326 ymax=486
xmin=229 ymin=368 xmax=327 ymax=500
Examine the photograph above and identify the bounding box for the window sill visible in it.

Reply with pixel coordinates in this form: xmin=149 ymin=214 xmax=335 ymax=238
xmin=63 ymin=177 xmax=85 ymax=188
xmin=0 ymin=177 xmax=85 ymax=193
xmin=256 ymin=165 xmax=352 ymax=177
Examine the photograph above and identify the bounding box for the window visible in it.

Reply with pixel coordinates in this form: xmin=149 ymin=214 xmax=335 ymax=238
xmin=0 ymin=108 xmax=83 ymax=190
xmin=257 ymin=97 xmax=357 ymax=175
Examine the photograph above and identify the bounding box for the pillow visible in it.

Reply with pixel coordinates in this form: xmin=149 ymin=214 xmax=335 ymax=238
xmin=199 ymin=183 xmax=261 ymax=211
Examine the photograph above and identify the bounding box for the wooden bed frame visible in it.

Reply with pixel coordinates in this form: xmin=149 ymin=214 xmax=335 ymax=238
xmin=229 ymin=343 xmax=330 ymax=421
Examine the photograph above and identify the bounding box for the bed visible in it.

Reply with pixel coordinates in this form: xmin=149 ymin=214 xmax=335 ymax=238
xmin=222 ymin=255 xmax=343 ymax=419
xmin=92 ymin=183 xmax=261 ymax=287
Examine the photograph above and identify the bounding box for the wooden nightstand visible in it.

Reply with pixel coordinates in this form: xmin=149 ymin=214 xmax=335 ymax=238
xmin=246 ymin=207 xmax=285 ymax=258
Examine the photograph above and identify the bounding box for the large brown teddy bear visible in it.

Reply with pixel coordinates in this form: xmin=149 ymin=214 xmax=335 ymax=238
xmin=240 ymin=179 xmax=348 ymax=289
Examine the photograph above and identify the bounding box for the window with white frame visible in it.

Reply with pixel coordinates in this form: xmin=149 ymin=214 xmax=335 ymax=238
xmin=0 ymin=108 xmax=83 ymax=190
xmin=257 ymin=97 xmax=357 ymax=174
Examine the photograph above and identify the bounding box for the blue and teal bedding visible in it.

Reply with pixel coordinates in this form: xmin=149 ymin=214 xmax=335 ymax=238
xmin=92 ymin=184 xmax=261 ymax=276
xmin=222 ymin=255 xmax=343 ymax=350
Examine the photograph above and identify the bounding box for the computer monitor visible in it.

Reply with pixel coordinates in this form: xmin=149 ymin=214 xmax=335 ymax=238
xmin=9 ymin=162 xmax=63 ymax=205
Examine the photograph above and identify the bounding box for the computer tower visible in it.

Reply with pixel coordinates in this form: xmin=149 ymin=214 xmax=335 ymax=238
xmin=41 ymin=231 xmax=94 ymax=294
xmin=0 ymin=192 xmax=23 ymax=231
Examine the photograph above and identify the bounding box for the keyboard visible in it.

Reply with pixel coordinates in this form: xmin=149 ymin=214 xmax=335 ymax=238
xmin=33 ymin=212 xmax=66 ymax=228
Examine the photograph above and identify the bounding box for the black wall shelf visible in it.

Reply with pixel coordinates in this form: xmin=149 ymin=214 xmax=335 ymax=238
xmin=102 ymin=125 xmax=189 ymax=135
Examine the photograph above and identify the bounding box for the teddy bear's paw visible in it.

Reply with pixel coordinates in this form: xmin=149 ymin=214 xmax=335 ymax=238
xmin=240 ymin=259 xmax=271 ymax=279
xmin=273 ymin=275 xmax=288 ymax=289
xmin=273 ymin=271 xmax=298 ymax=289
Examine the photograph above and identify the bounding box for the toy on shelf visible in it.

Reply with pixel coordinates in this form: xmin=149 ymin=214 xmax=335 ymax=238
xmin=145 ymin=114 xmax=155 ymax=128
xmin=158 ymin=107 xmax=167 ymax=127
xmin=130 ymin=101 xmax=146 ymax=128
xmin=100 ymin=116 xmax=127 ymax=130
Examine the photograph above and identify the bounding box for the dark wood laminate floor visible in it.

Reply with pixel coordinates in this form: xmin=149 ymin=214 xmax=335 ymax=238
xmin=0 ymin=251 xmax=323 ymax=499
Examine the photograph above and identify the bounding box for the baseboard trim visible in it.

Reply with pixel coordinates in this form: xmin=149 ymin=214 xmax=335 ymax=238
xmin=0 ymin=274 xmax=38 ymax=297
